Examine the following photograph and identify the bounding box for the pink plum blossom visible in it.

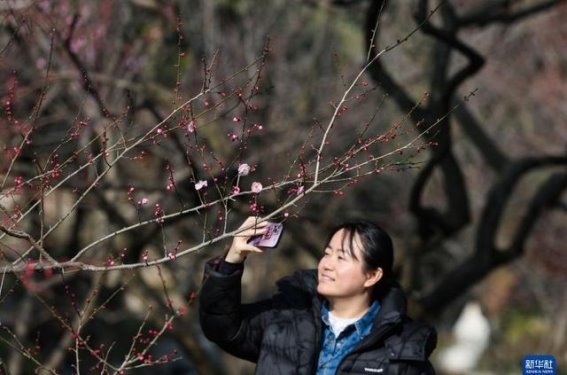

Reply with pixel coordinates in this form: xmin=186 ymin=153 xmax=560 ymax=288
xmin=251 ymin=182 xmax=263 ymax=193
xmin=187 ymin=120 xmax=195 ymax=133
xmin=238 ymin=163 xmax=250 ymax=176
xmin=138 ymin=197 xmax=149 ymax=205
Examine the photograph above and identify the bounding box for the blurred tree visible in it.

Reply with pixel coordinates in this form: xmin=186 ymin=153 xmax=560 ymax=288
xmin=0 ymin=0 xmax=564 ymax=373
xmin=359 ymin=0 xmax=566 ymax=315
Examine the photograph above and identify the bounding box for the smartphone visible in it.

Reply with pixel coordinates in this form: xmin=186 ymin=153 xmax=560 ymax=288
xmin=247 ymin=222 xmax=284 ymax=248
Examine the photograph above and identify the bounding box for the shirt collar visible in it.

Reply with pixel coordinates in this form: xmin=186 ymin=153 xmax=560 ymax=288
xmin=354 ymin=300 xmax=380 ymax=336
xmin=321 ymin=300 xmax=381 ymax=336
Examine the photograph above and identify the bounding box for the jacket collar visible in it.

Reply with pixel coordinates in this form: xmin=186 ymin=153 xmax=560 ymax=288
xmin=276 ymin=269 xmax=407 ymax=325
xmin=375 ymin=284 xmax=406 ymax=325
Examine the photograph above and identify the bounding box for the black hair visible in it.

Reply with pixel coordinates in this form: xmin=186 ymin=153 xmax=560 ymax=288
xmin=326 ymin=220 xmax=394 ymax=297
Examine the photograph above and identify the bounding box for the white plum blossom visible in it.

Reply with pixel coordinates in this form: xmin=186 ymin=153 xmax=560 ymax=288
xmin=251 ymin=181 xmax=263 ymax=194
xmin=194 ymin=180 xmax=208 ymax=191
xmin=238 ymin=163 xmax=250 ymax=176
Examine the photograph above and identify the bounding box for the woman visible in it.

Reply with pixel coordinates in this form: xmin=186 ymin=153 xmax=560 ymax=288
xmin=199 ymin=217 xmax=437 ymax=374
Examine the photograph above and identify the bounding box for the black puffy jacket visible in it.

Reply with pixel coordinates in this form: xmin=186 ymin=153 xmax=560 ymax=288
xmin=199 ymin=258 xmax=437 ymax=375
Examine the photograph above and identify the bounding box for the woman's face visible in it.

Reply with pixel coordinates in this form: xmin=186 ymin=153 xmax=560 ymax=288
xmin=317 ymin=229 xmax=377 ymax=300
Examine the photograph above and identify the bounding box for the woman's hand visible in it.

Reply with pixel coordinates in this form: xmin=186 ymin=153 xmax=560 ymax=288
xmin=224 ymin=217 xmax=268 ymax=263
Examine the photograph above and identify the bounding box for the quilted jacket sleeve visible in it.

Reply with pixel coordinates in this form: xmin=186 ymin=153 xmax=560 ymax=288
xmin=199 ymin=257 xmax=276 ymax=362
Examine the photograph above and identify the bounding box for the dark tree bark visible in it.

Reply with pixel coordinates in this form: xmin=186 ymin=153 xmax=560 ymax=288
xmin=361 ymin=0 xmax=567 ymax=316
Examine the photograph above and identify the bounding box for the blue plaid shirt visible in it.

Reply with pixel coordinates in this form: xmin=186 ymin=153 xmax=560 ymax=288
xmin=316 ymin=301 xmax=381 ymax=375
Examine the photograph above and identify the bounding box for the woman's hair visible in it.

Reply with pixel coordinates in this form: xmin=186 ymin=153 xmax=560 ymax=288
xmin=326 ymin=220 xmax=394 ymax=295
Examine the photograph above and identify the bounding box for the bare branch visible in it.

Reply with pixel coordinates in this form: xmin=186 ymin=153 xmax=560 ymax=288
xmin=459 ymin=0 xmax=567 ymax=26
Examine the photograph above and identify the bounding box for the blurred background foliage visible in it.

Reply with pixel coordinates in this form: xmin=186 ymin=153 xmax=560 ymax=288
xmin=0 ymin=0 xmax=565 ymax=374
